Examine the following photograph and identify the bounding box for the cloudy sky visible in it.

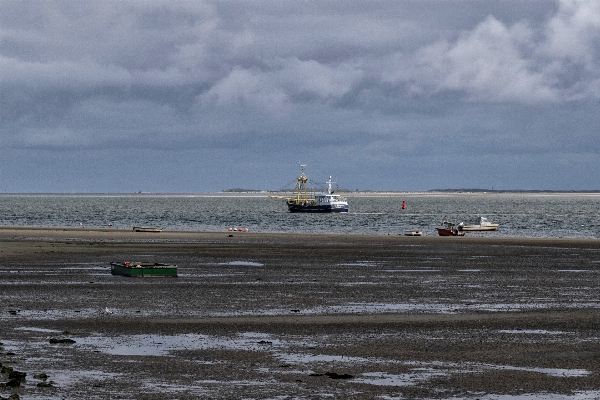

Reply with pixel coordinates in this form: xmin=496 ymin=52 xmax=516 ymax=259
xmin=1 ymin=0 xmax=599 ymax=192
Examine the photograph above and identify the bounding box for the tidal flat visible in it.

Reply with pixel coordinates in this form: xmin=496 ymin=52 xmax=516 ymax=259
xmin=1 ymin=228 xmax=600 ymax=399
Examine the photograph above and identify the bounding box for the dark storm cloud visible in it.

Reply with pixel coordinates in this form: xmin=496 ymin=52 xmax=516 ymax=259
xmin=1 ymin=0 xmax=599 ymax=191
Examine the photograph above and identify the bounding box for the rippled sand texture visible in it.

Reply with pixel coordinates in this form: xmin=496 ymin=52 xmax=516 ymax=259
xmin=1 ymin=228 xmax=600 ymax=399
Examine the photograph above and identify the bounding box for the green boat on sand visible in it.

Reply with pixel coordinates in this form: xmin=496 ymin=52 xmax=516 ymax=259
xmin=110 ymin=261 xmax=178 ymax=277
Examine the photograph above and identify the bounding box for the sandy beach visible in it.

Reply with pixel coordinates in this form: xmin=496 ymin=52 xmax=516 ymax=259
xmin=1 ymin=227 xmax=600 ymax=399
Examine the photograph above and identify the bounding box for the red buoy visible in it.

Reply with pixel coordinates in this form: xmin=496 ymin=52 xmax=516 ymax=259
xmin=402 ymin=200 xmax=406 ymax=210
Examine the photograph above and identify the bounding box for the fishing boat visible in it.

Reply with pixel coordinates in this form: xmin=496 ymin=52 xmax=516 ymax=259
xmin=110 ymin=261 xmax=178 ymax=277
xmin=269 ymin=165 xmax=349 ymax=213
xmin=435 ymin=221 xmax=465 ymax=236
xmin=458 ymin=216 xmax=499 ymax=232
xmin=404 ymin=230 xmax=423 ymax=236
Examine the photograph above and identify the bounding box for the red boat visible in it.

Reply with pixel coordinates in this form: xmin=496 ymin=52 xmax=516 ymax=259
xmin=435 ymin=221 xmax=465 ymax=236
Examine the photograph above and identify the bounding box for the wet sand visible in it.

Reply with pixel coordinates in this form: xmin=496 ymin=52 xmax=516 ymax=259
xmin=1 ymin=227 xmax=600 ymax=399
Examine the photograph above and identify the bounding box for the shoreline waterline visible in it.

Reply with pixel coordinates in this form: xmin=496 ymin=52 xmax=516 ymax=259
xmin=0 ymin=225 xmax=598 ymax=249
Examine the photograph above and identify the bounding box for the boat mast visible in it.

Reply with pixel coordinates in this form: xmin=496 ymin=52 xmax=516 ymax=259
xmin=296 ymin=164 xmax=309 ymax=203
xmin=326 ymin=176 xmax=335 ymax=194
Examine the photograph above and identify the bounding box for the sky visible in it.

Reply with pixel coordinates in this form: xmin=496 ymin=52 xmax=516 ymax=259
xmin=1 ymin=0 xmax=600 ymax=193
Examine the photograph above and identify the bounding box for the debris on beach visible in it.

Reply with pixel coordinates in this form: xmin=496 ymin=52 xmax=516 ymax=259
xmin=49 ymin=338 xmax=76 ymax=344
xmin=310 ymin=372 xmax=354 ymax=379
xmin=0 ymin=369 xmax=26 ymax=388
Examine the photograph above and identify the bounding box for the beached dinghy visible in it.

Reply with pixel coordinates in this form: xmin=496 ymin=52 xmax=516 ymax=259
xmin=110 ymin=261 xmax=177 ymax=277
xmin=435 ymin=221 xmax=465 ymax=236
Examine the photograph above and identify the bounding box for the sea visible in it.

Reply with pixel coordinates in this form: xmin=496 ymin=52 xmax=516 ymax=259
xmin=0 ymin=193 xmax=598 ymax=238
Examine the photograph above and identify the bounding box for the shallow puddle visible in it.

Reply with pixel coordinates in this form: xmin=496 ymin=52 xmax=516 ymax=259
xmin=76 ymin=332 xmax=290 ymax=356
xmin=339 ymin=262 xmax=378 ymax=266
xmin=219 ymin=261 xmax=264 ymax=266
xmin=498 ymin=329 xmax=568 ymax=335
xmin=481 ymin=391 xmax=600 ymax=400
xmin=14 ymin=327 xmax=62 ymax=333
xmin=381 ymin=269 xmax=440 ymax=272
xmin=353 ymin=370 xmax=444 ymax=387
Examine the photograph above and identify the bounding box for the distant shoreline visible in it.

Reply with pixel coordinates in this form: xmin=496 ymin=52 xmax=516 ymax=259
xmin=1 ymin=191 xmax=599 ymax=198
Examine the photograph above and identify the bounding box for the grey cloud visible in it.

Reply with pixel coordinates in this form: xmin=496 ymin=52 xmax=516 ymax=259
xmin=1 ymin=0 xmax=599 ymax=191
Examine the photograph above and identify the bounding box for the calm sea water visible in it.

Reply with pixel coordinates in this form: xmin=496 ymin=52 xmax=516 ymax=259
xmin=0 ymin=193 xmax=598 ymax=238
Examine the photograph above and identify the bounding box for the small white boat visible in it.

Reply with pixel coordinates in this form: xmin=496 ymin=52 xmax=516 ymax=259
xmin=403 ymin=230 xmax=422 ymax=236
xmin=458 ymin=216 xmax=499 ymax=232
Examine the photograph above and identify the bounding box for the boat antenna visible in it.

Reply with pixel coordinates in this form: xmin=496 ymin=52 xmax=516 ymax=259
xmin=299 ymin=163 xmax=307 ymax=177
xmin=326 ymin=176 xmax=335 ymax=194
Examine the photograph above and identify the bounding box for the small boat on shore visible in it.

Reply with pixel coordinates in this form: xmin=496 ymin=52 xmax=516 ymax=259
xmin=110 ymin=261 xmax=177 ymax=277
xmin=436 ymin=221 xmax=465 ymax=236
xmin=458 ymin=216 xmax=499 ymax=232
xmin=133 ymin=226 xmax=162 ymax=232
xmin=404 ymin=230 xmax=423 ymax=236
xmin=269 ymin=165 xmax=349 ymax=213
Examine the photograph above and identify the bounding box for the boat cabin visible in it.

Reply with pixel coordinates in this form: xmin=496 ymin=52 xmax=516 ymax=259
xmin=315 ymin=193 xmax=341 ymax=204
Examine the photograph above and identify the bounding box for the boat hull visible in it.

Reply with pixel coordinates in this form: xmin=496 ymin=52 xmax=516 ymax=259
xmin=110 ymin=262 xmax=178 ymax=277
xmin=287 ymin=202 xmax=348 ymax=213
xmin=436 ymin=228 xmax=464 ymax=236
xmin=460 ymin=225 xmax=499 ymax=232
